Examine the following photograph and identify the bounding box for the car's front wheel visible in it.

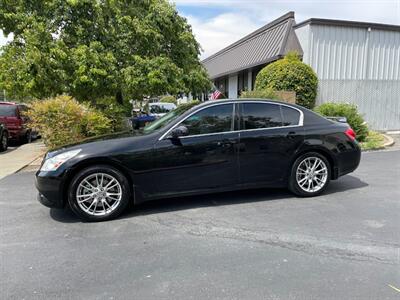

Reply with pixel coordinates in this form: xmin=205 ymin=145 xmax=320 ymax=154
xmin=288 ymin=152 xmax=331 ymax=197
xmin=68 ymin=165 xmax=131 ymax=221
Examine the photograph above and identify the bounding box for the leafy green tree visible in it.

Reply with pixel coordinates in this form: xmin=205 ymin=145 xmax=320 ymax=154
xmin=0 ymin=0 xmax=211 ymax=103
xmin=255 ymin=52 xmax=318 ymax=109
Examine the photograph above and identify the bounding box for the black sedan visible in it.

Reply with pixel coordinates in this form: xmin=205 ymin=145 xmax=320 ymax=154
xmin=35 ymin=99 xmax=361 ymax=221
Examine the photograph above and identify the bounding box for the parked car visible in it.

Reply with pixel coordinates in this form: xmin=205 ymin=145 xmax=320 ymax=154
xmin=130 ymin=110 xmax=157 ymax=130
xmin=35 ymin=99 xmax=361 ymax=221
xmin=0 ymin=121 xmax=8 ymax=152
xmin=149 ymin=102 xmax=177 ymax=118
xmin=0 ymin=102 xmax=38 ymax=143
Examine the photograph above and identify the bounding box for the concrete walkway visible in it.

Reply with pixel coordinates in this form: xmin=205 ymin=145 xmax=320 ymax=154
xmin=0 ymin=141 xmax=46 ymax=180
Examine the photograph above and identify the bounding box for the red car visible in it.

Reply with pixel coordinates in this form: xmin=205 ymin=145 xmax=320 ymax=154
xmin=0 ymin=101 xmax=37 ymax=143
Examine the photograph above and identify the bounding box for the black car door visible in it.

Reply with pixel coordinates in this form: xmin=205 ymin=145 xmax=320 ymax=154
xmin=151 ymin=103 xmax=239 ymax=196
xmin=238 ymin=102 xmax=304 ymax=185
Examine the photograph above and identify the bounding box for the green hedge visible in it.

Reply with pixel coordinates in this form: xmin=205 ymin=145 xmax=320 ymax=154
xmin=27 ymin=95 xmax=113 ymax=149
xmin=240 ymin=88 xmax=277 ymax=99
xmin=160 ymin=95 xmax=177 ymax=105
xmin=255 ymin=52 xmax=318 ymax=109
xmin=314 ymin=102 xmax=369 ymax=142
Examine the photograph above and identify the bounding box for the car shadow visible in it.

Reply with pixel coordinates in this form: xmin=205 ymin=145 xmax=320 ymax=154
xmin=49 ymin=174 xmax=368 ymax=223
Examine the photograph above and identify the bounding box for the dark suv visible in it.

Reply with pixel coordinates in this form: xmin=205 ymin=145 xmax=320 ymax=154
xmin=0 ymin=102 xmax=36 ymax=143
xmin=0 ymin=121 xmax=8 ymax=151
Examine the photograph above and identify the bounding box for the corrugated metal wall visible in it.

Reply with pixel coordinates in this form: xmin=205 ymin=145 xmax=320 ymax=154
xmin=296 ymin=24 xmax=400 ymax=130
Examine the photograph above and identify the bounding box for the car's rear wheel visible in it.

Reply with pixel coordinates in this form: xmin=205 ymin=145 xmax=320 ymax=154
xmin=0 ymin=133 xmax=8 ymax=152
xmin=23 ymin=131 xmax=32 ymax=144
xmin=68 ymin=165 xmax=131 ymax=221
xmin=289 ymin=152 xmax=331 ymax=197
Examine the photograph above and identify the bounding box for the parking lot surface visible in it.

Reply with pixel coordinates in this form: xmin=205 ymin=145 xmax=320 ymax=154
xmin=1 ymin=150 xmax=399 ymax=299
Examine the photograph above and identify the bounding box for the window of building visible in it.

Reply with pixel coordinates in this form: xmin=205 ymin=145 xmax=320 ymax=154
xmin=181 ymin=104 xmax=233 ymax=135
xmin=214 ymin=77 xmax=228 ymax=97
xmin=241 ymin=103 xmax=282 ymax=130
xmin=281 ymin=106 xmax=301 ymax=126
xmin=237 ymin=71 xmax=248 ymax=95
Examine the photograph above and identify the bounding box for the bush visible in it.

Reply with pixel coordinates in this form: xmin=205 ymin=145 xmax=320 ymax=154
xmin=95 ymin=96 xmax=131 ymax=132
xmin=27 ymin=95 xmax=113 ymax=149
xmin=177 ymin=100 xmax=200 ymax=111
xmin=240 ymin=88 xmax=277 ymax=99
xmin=314 ymin=102 xmax=369 ymax=142
xmin=255 ymin=52 xmax=318 ymax=109
xmin=160 ymin=95 xmax=177 ymax=105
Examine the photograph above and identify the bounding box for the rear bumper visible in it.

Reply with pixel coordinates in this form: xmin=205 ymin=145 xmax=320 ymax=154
xmin=337 ymin=142 xmax=361 ymax=177
xmin=35 ymin=172 xmax=65 ymax=208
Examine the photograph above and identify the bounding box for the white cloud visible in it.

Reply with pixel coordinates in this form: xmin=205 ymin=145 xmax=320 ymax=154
xmin=0 ymin=31 xmax=12 ymax=46
xmin=177 ymin=0 xmax=400 ymax=59
xmin=185 ymin=13 xmax=260 ymax=59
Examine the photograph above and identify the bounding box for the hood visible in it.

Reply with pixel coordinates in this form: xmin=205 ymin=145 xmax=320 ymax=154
xmin=46 ymin=130 xmax=149 ymax=158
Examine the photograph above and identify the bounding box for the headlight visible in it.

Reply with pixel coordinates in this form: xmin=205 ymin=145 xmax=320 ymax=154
xmin=41 ymin=149 xmax=81 ymax=172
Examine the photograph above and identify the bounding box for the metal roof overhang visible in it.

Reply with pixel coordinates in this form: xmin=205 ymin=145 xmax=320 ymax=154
xmin=201 ymin=12 xmax=303 ymax=79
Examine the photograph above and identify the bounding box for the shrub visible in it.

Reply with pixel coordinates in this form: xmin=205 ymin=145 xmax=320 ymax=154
xmin=27 ymin=95 xmax=113 ymax=149
xmin=255 ymin=52 xmax=318 ymax=109
xmin=240 ymin=88 xmax=277 ymax=99
xmin=160 ymin=95 xmax=177 ymax=105
xmin=177 ymin=100 xmax=200 ymax=111
xmin=95 ymin=96 xmax=131 ymax=132
xmin=314 ymin=102 xmax=369 ymax=142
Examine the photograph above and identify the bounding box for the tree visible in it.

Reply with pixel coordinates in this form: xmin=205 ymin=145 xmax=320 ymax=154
xmin=0 ymin=0 xmax=211 ymax=103
xmin=255 ymin=52 xmax=318 ymax=109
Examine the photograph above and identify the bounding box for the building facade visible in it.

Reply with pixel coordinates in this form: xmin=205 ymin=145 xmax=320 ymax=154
xmin=202 ymin=12 xmax=400 ymax=130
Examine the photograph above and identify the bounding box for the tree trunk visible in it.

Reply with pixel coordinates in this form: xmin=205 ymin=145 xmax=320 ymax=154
xmin=116 ymin=90 xmax=123 ymax=104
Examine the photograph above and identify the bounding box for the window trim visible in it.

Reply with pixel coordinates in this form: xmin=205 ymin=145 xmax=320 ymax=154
xmin=159 ymin=101 xmax=303 ymax=140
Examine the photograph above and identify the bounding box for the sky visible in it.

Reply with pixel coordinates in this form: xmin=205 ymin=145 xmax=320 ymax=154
xmin=1 ymin=1 xmax=399 ymax=60
xmin=174 ymin=0 xmax=400 ymax=59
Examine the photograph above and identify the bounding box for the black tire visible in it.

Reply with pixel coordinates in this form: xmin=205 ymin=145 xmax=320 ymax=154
xmin=288 ymin=152 xmax=331 ymax=197
xmin=0 ymin=133 xmax=8 ymax=152
xmin=23 ymin=131 xmax=32 ymax=144
xmin=68 ymin=165 xmax=131 ymax=221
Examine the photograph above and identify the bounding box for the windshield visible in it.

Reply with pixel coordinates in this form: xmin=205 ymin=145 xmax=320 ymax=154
xmin=0 ymin=105 xmax=17 ymax=117
xmin=143 ymin=102 xmax=199 ymax=134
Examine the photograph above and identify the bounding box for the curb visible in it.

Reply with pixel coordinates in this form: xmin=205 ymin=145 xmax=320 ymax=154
xmin=382 ymin=133 xmax=395 ymax=148
xmin=15 ymin=152 xmax=45 ymax=173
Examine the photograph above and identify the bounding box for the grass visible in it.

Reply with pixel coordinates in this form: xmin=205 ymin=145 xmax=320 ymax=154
xmin=360 ymin=131 xmax=386 ymax=151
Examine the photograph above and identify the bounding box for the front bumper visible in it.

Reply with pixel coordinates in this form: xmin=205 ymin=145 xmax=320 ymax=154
xmin=35 ymin=172 xmax=65 ymax=208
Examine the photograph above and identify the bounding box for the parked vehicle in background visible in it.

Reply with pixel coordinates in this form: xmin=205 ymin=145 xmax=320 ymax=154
xmin=35 ymin=99 xmax=361 ymax=221
xmin=149 ymin=102 xmax=177 ymax=118
xmin=0 ymin=102 xmax=38 ymax=144
xmin=0 ymin=121 xmax=8 ymax=152
xmin=130 ymin=109 xmax=156 ymax=130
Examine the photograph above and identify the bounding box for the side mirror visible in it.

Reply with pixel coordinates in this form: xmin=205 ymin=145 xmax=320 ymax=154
xmin=170 ymin=125 xmax=188 ymax=139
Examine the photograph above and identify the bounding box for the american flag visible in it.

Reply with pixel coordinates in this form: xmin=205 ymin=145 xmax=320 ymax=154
xmin=210 ymin=89 xmax=222 ymax=100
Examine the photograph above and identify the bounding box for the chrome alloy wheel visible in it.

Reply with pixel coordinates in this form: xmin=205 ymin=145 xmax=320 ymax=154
xmin=76 ymin=173 xmax=122 ymax=216
xmin=296 ymin=157 xmax=328 ymax=193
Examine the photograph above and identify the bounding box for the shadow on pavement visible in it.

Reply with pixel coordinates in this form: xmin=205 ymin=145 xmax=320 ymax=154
xmin=49 ymin=174 xmax=368 ymax=223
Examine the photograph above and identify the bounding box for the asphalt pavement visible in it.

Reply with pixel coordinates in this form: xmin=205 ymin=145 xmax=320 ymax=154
xmin=0 ymin=149 xmax=399 ymax=299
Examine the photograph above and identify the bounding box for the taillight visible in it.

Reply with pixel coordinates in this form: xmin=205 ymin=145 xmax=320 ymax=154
xmin=345 ymin=128 xmax=356 ymax=140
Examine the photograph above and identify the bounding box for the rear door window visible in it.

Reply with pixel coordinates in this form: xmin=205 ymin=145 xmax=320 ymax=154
xmin=0 ymin=105 xmax=17 ymax=117
xmin=281 ymin=106 xmax=301 ymax=126
xmin=240 ymin=103 xmax=282 ymax=130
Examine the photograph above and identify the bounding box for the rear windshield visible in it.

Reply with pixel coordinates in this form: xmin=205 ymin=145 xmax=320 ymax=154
xmin=0 ymin=105 xmax=17 ymax=117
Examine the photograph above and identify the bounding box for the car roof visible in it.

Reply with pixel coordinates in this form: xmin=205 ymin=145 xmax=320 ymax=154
xmin=195 ymin=98 xmax=303 ymax=110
